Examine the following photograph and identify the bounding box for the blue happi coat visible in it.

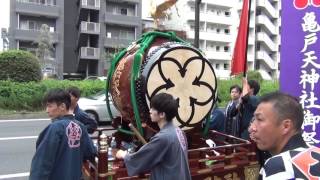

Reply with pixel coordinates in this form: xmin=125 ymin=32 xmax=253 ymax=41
xmin=29 ymin=115 xmax=97 ymax=180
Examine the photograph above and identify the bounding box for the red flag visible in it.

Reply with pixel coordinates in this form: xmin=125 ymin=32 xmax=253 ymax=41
xmin=231 ymin=0 xmax=250 ymax=75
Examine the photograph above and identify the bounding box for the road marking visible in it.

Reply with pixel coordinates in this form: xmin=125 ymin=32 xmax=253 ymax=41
xmin=0 ymin=136 xmax=38 ymax=141
xmin=0 ymin=172 xmax=29 ymax=179
xmin=0 ymin=118 xmax=50 ymax=123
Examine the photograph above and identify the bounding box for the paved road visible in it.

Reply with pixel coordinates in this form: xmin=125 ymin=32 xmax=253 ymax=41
xmin=0 ymin=119 xmax=50 ymax=180
xmin=0 ymin=118 xmax=113 ymax=179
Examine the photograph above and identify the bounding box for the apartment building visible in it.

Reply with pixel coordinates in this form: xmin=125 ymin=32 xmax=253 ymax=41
xmin=9 ymin=0 xmax=142 ymax=78
xmin=142 ymin=0 xmax=280 ymax=80
xmin=255 ymin=0 xmax=281 ymax=79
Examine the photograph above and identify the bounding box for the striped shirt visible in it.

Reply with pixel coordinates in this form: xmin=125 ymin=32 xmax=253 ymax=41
xmin=259 ymin=134 xmax=320 ymax=180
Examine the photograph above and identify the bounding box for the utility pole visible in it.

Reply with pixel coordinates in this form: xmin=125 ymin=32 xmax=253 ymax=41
xmin=194 ymin=0 xmax=201 ymax=48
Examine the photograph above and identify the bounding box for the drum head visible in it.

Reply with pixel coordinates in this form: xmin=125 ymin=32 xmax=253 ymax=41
xmin=143 ymin=45 xmax=217 ymax=130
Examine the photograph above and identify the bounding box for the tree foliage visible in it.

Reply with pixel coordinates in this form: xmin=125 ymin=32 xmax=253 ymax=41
xmin=35 ymin=24 xmax=55 ymax=71
xmin=0 ymin=50 xmax=41 ymax=82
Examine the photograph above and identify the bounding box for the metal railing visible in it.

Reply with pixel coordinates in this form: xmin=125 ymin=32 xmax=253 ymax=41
xmin=16 ymin=0 xmax=57 ymax=6
xmin=80 ymin=47 xmax=100 ymax=59
xmin=80 ymin=21 xmax=100 ymax=33
xmin=81 ymin=0 xmax=100 ymax=9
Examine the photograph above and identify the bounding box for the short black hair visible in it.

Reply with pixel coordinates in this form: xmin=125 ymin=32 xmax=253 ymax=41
xmin=229 ymin=84 xmax=242 ymax=93
xmin=259 ymin=91 xmax=303 ymax=131
xmin=248 ymin=80 xmax=260 ymax=95
xmin=150 ymin=93 xmax=178 ymax=122
xmin=66 ymin=86 xmax=81 ymax=98
xmin=43 ymin=88 xmax=71 ymax=110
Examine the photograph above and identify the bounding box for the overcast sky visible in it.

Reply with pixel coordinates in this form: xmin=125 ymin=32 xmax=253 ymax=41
xmin=0 ymin=0 xmax=10 ymax=29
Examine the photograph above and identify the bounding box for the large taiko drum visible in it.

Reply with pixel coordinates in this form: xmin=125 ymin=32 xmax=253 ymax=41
xmin=108 ymin=31 xmax=217 ymax=130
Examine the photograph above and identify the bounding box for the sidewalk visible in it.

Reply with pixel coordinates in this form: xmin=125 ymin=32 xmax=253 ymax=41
xmin=0 ymin=111 xmax=47 ymax=120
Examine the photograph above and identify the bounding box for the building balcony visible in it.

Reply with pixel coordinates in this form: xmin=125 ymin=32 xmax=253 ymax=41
xmin=205 ymin=0 xmax=234 ymax=7
xmin=214 ymin=69 xmax=231 ymax=79
xmin=80 ymin=21 xmax=100 ymax=34
xmin=15 ymin=0 xmax=60 ymax=18
xmin=257 ymin=0 xmax=279 ymax=19
xmin=188 ymin=0 xmax=233 ymax=7
xmin=256 ymin=50 xmax=277 ymax=70
xmin=185 ymin=11 xmax=234 ymax=26
xmin=256 ymin=15 xmax=278 ymax=35
xmin=187 ymin=31 xmax=234 ymax=43
xmin=113 ymin=0 xmax=140 ymax=3
xmin=80 ymin=47 xmax=100 ymax=59
xmin=104 ymin=13 xmax=140 ymax=26
xmin=236 ymin=0 xmax=255 ymax=11
xmin=104 ymin=37 xmax=133 ymax=48
xmin=13 ymin=29 xmax=59 ymax=43
xmin=80 ymin=0 xmax=100 ymax=10
xmin=205 ymin=51 xmax=232 ymax=61
xmin=258 ymin=69 xmax=273 ymax=80
xmin=256 ymin=32 xmax=277 ymax=52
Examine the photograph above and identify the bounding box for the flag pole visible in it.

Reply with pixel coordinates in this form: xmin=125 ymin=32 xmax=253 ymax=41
xmin=243 ymin=0 xmax=252 ymax=78
xmin=194 ymin=0 xmax=201 ymax=48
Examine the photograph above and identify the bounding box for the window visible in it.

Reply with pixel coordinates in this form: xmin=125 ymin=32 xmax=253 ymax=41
xmin=255 ymin=61 xmax=260 ymax=69
xmin=46 ymin=0 xmax=56 ymax=5
xmin=224 ymin=29 xmax=230 ymax=34
xmin=29 ymin=21 xmax=36 ymax=30
xmin=224 ymin=46 xmax=229 ymax=52
xmin=225 ymin=11 xmax=230 ymax=16
xmin=20 ymin=21 xmax=28 ymax=30
xmin=107 ymin=32 xmax=112 ymax=38
xmin=256 ymin=42 xmax=260 ymax=50
xmin=216 ymin=28 xmax=220 ymax=33
xmin=224 ymin=63 xmax=229 ymax=70
xmin=120 ymin=8 xmax=127 ymax=15
xmin=215 ymin=63 xmax=220 ymax=69
xmin=49 ymin=26 xmax=55 ymax=32
xmin=256 ymin=26 xmax=261 ymax=32
xmin=190 ymin=24 xmax=195 ymax=30
xmin=216 ymin=46 xmax=220 ymax=51
xmin=119 ymin=30 xmax=134 ymax=40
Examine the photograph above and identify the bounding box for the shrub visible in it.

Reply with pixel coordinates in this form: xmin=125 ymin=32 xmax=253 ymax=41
xmin=0 ymin=78 xmax=278 ymax=111
xmin=0 ymin=50 xmax=41 ymax=82
xmin=0 ymin=80 xmax=106 ymax=111
xmin=217 ymin=78 xmax=279 ymax=107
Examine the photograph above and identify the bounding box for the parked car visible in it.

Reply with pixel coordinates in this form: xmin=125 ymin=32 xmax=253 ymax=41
xmin=78 ymin=91 xmax=120 ymax=123
xmin=84 ymin=76 xmax=107 ymax=81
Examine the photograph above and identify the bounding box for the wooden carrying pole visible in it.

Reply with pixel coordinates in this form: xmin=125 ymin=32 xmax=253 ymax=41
xmin=129 ymin=123 xmax=147 ymax=145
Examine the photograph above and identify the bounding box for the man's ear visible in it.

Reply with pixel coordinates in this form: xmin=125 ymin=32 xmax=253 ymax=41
xmin=281 ymin=119 xmax=293 ymax=135
xmin=159 ymin=112 xmax=166 ymax=119
xmin=59 ymin=103 xmax=67 ymax=110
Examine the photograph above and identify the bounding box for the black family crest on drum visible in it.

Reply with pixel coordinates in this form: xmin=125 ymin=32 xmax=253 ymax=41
xmin=140 ymin=42 xmax=217 ymax=130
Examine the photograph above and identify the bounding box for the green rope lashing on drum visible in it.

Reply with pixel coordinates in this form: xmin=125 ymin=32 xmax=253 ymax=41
xmin=106 ymin=49 xmax=127 ymax=121
xmin=142 ymin=31 xmax=186 ymax=43
xmin=130 ymin=35 xmax=155 ymax=136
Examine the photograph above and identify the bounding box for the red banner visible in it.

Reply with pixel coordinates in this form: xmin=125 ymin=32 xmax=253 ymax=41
xmin=231 ymin=0 xmax=250 ymax=75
